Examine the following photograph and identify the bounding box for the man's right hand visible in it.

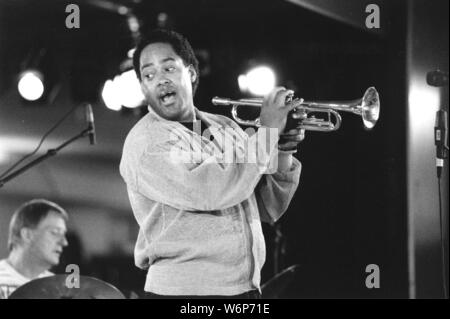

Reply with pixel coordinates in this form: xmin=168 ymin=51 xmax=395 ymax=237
xmin=259 ymin=87 xmax=300 ymax=136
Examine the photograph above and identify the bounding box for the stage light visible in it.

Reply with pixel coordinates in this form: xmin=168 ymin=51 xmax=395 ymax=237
xmin=103 ymin=10 xmax=143 ymax=111
xmin=239 ymin=66 xmax=276 ymax=96
xmin=118 ymin=6 xmax=129 ymax=15
xmin=127 ymin=14 xmax=140 ymax=33
xmin=117 ymin=69 xmax=145 ymax=108
xmin=101 ymin=13 xmax=145 ymax=111
xmin=409 ymin=81 xmax=440 ymax=134
xmin=101 ymin=69 xmax=145 ymax=110
xmin=18 ymin=70 xmax=45 ymax=101
xmin=127 ymin=48 xmax=135 ymax=59
xmin=238 ymin=74 xmax=249 ymax=92
xmin=101 ymin=78 xmax=122 ymax=111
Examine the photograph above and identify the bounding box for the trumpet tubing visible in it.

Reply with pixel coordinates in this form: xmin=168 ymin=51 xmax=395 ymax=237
xmin=212 ymin=87 xmax=380 ymax=131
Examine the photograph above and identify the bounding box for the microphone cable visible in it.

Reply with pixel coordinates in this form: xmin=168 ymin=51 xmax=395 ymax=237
xmin=0 ymin=104 xmax=80 ymax=179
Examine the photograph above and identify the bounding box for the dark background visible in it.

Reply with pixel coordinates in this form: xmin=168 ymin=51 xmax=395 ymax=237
xmin=0 ymin=0 xmax=447 ymax=298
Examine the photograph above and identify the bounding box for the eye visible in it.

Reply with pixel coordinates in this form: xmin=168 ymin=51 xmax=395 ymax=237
xmin=144 ymin=73 xmax=155 ymax=80
xmin=50 ymin=230 xmax=60 ymax=237
xmin=50 ymin=229 xmax=66 ymax=238
xmin=166 ymin=66 xmax=176 ymax=72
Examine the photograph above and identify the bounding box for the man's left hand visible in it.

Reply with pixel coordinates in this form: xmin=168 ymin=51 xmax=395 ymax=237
xmin=278 ymin=128 xmax=306 ymax=151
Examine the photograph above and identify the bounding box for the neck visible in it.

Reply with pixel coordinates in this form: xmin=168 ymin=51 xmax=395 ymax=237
xmin=178 ymin=105 xmax=197 ymax=122
xmin=7 ymin=248 xmax=49 ymax=279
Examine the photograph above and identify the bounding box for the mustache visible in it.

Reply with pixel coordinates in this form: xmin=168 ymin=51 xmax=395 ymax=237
xmin=158 ymin=86 xmax=176 ymax=98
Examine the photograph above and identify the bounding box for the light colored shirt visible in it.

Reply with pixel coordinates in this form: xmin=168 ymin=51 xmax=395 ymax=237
xmin=120 ymin=107 xmax=301 ymax=296
xmin=0 ymin=259 xmax=53 ymax=299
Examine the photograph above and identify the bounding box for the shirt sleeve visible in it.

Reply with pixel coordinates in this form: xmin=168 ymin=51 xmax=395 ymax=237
xmin=256 ymin=151 xmax=302 ymax=224
xmin=124 ymin=127 xmax=279 ymax=211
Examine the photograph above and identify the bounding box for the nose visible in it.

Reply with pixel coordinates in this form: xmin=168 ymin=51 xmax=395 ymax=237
xmin=157 ymin=76 xmax=171 ymax=86
xmin=60 ymin=235 xmax=68 ymax=247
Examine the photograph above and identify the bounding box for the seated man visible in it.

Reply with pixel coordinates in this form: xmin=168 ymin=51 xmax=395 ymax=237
xmin=0 ymin=199 xmax=68 ymax=298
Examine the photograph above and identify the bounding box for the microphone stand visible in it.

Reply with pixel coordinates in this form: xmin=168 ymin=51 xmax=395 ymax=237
xmin=263 ymin=224 xmax=301 ymax=298
xmin=0 ymin=127 xmax=93 ymax=188
xmin=273 ymin=223 xmax=286 ymax=275
xmin=427 ymin=69 xmax=449 ymax=299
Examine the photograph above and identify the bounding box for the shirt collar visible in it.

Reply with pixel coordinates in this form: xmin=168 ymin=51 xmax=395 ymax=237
xmin=147 ymin=105 xmax=216 ymax=129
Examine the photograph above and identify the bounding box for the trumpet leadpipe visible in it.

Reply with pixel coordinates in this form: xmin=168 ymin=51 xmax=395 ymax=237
xmin=212 ymin=97 xmax=263 ymax=107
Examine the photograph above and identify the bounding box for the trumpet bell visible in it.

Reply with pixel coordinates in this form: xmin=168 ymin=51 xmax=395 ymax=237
xmin=360 ymin=87 xmax=380 ymax=130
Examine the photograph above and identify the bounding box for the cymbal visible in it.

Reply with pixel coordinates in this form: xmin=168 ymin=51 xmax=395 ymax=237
xmin=9 ymin=275 xmax=125 ymax=299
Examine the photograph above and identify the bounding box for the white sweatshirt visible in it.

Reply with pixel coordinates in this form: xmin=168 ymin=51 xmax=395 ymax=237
xmin=120 ymin=107 xmax=301 ymax=296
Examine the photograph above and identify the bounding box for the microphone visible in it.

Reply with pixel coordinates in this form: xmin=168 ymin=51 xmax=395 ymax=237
xmin=85 ymin=103 xmax=96 ymax=145
xmin=435 ymin=109 xmax=448 ymax=178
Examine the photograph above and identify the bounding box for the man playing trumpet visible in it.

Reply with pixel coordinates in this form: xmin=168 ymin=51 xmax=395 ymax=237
xmin=120 ymin=29 xmax=304 ymax=298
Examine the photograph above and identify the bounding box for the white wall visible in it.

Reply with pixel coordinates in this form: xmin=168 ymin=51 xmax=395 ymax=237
xmin=407 ymin=0 xmax=449 ymax=298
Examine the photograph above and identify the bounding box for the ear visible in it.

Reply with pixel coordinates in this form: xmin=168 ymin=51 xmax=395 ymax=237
xmin=20 ymin=228 xmax=34 ymax=244
xmin=188 ymin=65 xmax=197 ymax=84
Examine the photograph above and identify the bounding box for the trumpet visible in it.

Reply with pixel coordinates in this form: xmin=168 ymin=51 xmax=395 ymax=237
xmin=212 ymin=87 xmax=380 ymax=131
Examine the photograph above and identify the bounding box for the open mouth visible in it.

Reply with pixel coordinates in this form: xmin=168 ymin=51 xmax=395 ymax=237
xmin=159 ymin=90 xmax=177 ymax=105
